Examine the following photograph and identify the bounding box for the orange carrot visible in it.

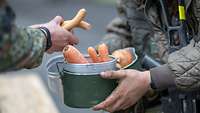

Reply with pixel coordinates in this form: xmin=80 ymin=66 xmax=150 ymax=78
xmin=112 ymin=48 xmax=133 ymax=68
xmin=61 ymin=9 xmax=92 ymax=30
xmin=98 ymin=43 xmax=111 ymax=62
xmin=87 ymin=47 xmax=100 ymax=63
xmin=63 ymin=45 xmax=88 ymax=64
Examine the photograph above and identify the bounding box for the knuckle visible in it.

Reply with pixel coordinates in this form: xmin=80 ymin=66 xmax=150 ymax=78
xmin=56 ymin=15 xmax=63 ymax=20
xmin=110 ymin=74 xmax=114 ymax=78
xmin=116 ymin=90 xmax=123 ymax=98
xmin=109 ymin=94 xmax=116 ymax=100
xmin=64 ymin=37 xmax=69 ymax=42
xmin=121 ymin=90 xmax=128 ymax=97
xmin=110 ymin=71 xmax=114 ymax=75
xmin=107 ymin=71 xmax=114 ymax=78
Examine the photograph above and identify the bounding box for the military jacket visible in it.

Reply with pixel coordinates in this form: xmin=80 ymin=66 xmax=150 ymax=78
xmin=101 ymin=0 xmax=200 ymax=90
xmin=0 ymin=1 xmax=46 ymax=72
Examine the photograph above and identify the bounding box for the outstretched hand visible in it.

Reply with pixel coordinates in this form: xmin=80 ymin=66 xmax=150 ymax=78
xmin=93 ymin=69 xmax=151 ymax=113
xmin=31 ymin=16 xmax=79 ymax=53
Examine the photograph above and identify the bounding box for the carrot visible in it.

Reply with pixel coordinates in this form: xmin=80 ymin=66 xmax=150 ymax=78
xmin=63 ymin=45 xmax=88 ymax=64
xmin=87 ymin=47 xmax=100 ymax=63
xmin=98 ymin=43 xmax=111 ymax=62
xmin=61 ymin=9 xmax=92 ymax=30
xmin=112 ymin=48 xmax=133 ymax=68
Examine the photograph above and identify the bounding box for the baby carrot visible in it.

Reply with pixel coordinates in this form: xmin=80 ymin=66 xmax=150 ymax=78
xmin=87 ymin=47 xmax=100 ymax=63
xmin=63 ymin=45 xmax=88 ymax=64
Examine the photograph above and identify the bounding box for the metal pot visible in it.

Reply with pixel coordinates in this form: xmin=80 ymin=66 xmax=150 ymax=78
xmin=46 ymin=48 xmax=138 ymax=108
xmin=46 ymin=55 xmax=64 ymax=103
xmin=47 ymin=55 xmax=118 ymax=108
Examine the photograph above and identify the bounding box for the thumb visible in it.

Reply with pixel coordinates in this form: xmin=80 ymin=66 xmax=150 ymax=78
xmin=100 ymin=70 xmax=127 ymax=79
xmin=52 ymin=16 xmax=64 ymax=25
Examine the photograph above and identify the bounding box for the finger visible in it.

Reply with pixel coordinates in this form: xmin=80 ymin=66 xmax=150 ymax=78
xmin=107 ymin=97 xmax=126 ymax=112
xmin=65 ymin=31 xmax=79 ymax=45
xmin=121 ymin=98 xmax=137 ymax=110
xmin=93 ymin=88 xmax=121 ymax=111
xmin=52 ymin=16 xmax=64 ymax=25
xmin=100 ymin=70 xmax=127 ymax=79
xmin=121 ymin=101 xmax=134 ymax=111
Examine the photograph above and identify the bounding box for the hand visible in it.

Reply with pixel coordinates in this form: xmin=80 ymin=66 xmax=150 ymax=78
xmin=93 ymin=69 xmax=151 ymax=113
xmin=30 ymin=16 xmax=79 ymax=53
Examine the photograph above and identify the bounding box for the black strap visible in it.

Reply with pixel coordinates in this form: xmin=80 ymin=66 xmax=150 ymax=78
xmin=39 ymin=27 xmax=52 ymax=51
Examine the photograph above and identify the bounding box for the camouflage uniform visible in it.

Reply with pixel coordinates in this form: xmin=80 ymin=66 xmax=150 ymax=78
xmin=0 ymin=0 xmax=46 ymax=72
xmin=101 ymin=0 xmax=200 ymax=112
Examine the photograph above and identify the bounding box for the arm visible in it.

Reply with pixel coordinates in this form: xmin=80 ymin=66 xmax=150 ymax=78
xmin=150 ymin=39 xmax=200 ymax=91
xmin=0 ymin=3 xmax=79 ymax=72
xmin=0 ymin=4 xmax=46 ymax=71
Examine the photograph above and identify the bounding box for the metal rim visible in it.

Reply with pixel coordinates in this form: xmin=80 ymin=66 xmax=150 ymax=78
xmin=63 ymin=55 xmax=117 ymax=65
xmin=46 ymin=55 xmax=64 ymax=77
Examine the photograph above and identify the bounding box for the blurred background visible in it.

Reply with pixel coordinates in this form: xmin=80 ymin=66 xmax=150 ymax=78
xmin=7 ymin=0 xmax=117 ymax=113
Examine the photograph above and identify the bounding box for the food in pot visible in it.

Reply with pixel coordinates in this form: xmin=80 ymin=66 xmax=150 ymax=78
xmin=112 ymin=48 xmax=134 ymax=68
xmin=63 ymin=45 xmax=89 ymax=64
xmin=63 ymin=44 xmax=134 ymax=67
xmin=87 ymin=47 xmax=100 ymax=63
xmin=97 ymin=43 xmax=111 ymax=62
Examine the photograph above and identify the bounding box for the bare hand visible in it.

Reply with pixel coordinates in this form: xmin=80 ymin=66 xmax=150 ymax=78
xmin=31 ymin=16 xmax=79 ymax=53
xmin=93 ymin=69 xmax=151 ymax=113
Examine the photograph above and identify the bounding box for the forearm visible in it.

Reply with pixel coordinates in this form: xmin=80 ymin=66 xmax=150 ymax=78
xmin=0 ymin=27 xmax=46 ymax=71
xmin=0 ymin=4 xmax=46 ymax=72
xmin=150 ymin=65 xmax=176 ymax=90
xmin=150 ymin=40 xmax=200 ymax=91
xmin=18 ymin=28 xmax=46 ymax=69
xmin=167 ymin=40 xmax=200 ymax=90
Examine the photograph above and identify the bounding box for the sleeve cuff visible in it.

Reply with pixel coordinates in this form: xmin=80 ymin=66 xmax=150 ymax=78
xmin=150 ymin=64 xmax=176 ymax=90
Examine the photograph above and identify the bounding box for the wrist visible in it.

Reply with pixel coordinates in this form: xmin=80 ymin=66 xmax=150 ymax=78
xmin=38 ymin=27 xmax=52 ymax=51
xmin=141 ymin=71 xmax=151 ymax=89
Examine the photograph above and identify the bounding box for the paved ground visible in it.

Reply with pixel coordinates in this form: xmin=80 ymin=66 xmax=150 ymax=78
xmin=7 ymin=0 xmax=117 ymax=113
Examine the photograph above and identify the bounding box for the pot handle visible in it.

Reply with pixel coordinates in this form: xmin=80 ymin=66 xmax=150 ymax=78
xmin=56 ymin=61 xmax=64 ymax=77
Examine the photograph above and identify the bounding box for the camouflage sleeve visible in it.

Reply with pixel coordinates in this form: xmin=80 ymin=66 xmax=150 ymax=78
xmin=100 ymin=0 xmax=132 ymax=53
xmin=0 ymin=4 xmax=46 ymax=72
